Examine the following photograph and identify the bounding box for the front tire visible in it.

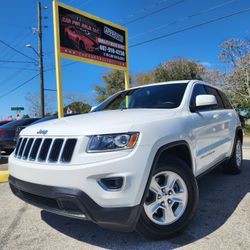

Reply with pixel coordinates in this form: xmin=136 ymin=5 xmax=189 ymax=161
xmin=137 ymin=155 xmax=199 ymax=240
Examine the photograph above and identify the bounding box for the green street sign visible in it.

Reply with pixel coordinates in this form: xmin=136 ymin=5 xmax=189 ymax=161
xmin=11 ymin=107 xmax=24 ymax=111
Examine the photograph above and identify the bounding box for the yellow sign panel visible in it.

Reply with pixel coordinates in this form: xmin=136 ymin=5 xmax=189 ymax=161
xmin=53 ymin=1 xmax=129 ymax=118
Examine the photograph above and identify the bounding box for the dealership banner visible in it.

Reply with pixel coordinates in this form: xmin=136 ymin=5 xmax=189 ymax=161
xmin=55 ymin=2 xmax=128 ymax=70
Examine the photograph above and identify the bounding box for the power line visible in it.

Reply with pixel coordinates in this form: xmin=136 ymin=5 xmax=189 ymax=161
xmin=123 ymin=0 xmax=184 ymax=25
xmin=0 ymin=39 xmax=36 ymax=62
xmin=120 ymin=0 xmax=169 ymax=23
xmin=76 ymin=0 xmax=93 ymax=9
xmin=0 ymin=17 xmax=36 ymax=59
xmin=129 ymin=0 xmax=235 ymax=40
xmin=44 ymin=62 xmax=77 ymax=72
xmin=0 ymin=66 xmax=38 ymax=71
xmin=0 ymin=74 xmax=39 ymax=99
xmin=129 ymin=7 xmax=250 ymax=48
xmin=0 ymin=69 xmax=24 ymax=91
xmin=0 ymin=60 xmax=35 ymax=64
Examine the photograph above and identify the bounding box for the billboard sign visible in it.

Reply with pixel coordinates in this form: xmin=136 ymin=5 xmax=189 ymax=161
xmin=56 ymin=2 xmax=128 ymax=70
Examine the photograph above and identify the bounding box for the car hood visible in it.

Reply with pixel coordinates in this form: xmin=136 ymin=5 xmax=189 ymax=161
xmin=21 ymin=109 xmax=178 ymax=136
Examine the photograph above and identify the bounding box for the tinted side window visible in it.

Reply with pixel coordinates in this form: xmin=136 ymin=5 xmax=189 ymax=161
xmin=219 ymin=91 xmax=233 ymax=109
xmin=205 ymin=86 xmax=224 ymax=110
xmin=190 ymin=84 xmax=207 ymax=107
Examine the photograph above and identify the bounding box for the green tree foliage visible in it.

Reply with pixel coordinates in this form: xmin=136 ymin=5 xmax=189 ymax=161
xmin=134 ymin=72 xmax=154 ymax=86
xmin=64 ymin=101 xmax=91 ymax=114
xmin=95 ymin=59 xmax=213 ymax=102
xmin=153 ymin=59 xmax=206 ymax=82
xmin=219 ymin=38 xmax=250 ymax=115
xmin=134 ymin=58 xmax=223 ymax=86
xmin=94 ymin=70 xmax=126 ymax=103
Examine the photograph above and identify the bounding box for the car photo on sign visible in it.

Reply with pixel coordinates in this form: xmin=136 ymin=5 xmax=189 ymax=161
xmin=64 ymin=25 xmax=99 ymax=52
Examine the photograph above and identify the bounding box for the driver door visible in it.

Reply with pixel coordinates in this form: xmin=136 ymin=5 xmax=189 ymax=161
xmin=189 ymin=84 xmax=219 ymax=175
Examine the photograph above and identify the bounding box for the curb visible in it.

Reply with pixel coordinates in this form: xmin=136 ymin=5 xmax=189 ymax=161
xmin=0 ymin=171 xmax=9 ymax=183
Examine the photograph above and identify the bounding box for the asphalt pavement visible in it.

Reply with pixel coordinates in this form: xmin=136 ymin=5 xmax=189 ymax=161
xmin=0 ymin=148 xmax=249 ymax=249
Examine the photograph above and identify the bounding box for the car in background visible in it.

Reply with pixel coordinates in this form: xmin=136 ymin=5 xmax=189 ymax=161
xmin=64 ymin=26 xmax=99 ymax=52
xmin=14 ymin=113 xmax=80 ymax=141
xmin=0 ymin=119 xmax=12 ymax=126
xmin=14 ymin=116 xmax=57 ymax=142
xmin=0 ymin=118 xmax=39 ymax=154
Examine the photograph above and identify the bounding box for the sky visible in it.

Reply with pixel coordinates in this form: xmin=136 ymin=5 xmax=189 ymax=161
xmin=0 ymin=0 xmax=250 ymax=118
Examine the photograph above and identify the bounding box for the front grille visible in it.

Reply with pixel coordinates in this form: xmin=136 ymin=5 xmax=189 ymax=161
xmin=14 ymin=137 xmax=77 ymax=163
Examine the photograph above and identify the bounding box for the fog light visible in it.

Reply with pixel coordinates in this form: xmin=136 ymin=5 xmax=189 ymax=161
xmin=98 ymin=177 xmax=123 ymax=191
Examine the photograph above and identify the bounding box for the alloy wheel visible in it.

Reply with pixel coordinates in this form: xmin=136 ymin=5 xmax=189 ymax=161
xmin=144 ymin=170 xmax=188 ymax=225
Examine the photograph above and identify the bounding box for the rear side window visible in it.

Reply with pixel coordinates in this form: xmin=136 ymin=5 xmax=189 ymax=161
xmin=205 ymin=86 xmax=224 ymax=110
xmin=190 ymin=84 xmax=208 ymax=107
xmin=219 ymin=91 xmax=233 ymax=109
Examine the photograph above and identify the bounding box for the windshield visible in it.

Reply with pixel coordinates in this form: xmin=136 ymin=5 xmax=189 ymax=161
xmin=93 ymin=83 xmax=187 ymax=112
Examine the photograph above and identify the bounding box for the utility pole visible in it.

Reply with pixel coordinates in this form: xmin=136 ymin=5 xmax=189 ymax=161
xmin=38 ymin=1 xmax=45 ymax=118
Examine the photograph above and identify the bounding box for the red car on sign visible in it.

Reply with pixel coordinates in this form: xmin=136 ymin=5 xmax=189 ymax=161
xmin=64 ymin=26 xmax=99 ymax=52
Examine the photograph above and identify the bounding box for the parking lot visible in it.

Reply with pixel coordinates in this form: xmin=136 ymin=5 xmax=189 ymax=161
xmin=0 ymin=143 xmax=249 ymax=250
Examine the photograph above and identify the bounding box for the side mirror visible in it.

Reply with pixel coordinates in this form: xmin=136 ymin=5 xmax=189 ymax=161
xmin=90 ymin=106 xmax=96 ymax=112
xmin=191 ymin=94 xmax=217 ymax=112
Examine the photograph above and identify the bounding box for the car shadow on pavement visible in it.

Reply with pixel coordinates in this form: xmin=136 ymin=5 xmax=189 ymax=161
xmin=41 ymin=159 xmax=250 ymax=249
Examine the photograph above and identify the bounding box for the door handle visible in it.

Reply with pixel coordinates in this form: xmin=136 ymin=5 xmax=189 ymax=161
xmin=213 ymin=114 xmax=220 ymax=119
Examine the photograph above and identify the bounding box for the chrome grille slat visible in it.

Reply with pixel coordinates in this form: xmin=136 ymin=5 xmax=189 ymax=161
xmin=14 ymin=137 xmax=77 ymax=164
xmin=29 ymin=138 xmax=42 ymax=161
xmin=27 ymin=139 xmax=36 ymax=159
xmin=38 ymin=139 xmax=52 ymax=162
xmin=35 ymin=138 xmax=45 ymax=161
xmin=48 ymin=139 xmax=64 ymax=163
xmin=14 ymin=138 xmax=23 ymax=157
xmin=57 ymin=139 xmax=66 ymax=162
xmin=18 ymin=138 xmax=27 ymax=158
xmin=60 ymin=139 xmax=77 ymax=163
xmin=45 ymin=138 xmax=55 ymax=162
xmin=22 ymin=138 xmax=34 ymax=160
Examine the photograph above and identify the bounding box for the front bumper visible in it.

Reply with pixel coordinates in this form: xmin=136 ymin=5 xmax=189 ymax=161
xmin=9 ymin=175 xmax=141 ymax=232
xmin=8 ymin=143 xmax=152 ymax=208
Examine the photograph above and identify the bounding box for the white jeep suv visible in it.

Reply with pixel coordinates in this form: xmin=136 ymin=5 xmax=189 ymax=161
xmin=9 ymin=80 xmax=243 ymax=239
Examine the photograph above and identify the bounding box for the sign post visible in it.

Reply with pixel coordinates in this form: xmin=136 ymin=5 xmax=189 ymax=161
xmin=53 ymin=1 xmax=129 ymax=118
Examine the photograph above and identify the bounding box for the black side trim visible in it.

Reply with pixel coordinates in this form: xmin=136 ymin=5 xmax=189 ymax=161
xmin=196 ymin=157 xmax=229 ymax=179
xmin=9 ymin=176 xmax=140 ymax=232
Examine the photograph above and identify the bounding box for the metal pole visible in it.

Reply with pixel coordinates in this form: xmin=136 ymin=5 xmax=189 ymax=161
xmin=124 ymin=28 xmax=130 ymax=90
xmin=38 ymin=1 xmax=45 ymax=118
xmin=53 ymin=0 xmax=64 ymax=118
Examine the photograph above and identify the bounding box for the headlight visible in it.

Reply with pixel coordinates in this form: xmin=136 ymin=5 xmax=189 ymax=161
xmin=86 ymin=132 xmax=139 ymax=153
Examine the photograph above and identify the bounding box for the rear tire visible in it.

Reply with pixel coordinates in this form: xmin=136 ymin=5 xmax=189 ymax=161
xmin=224 ymin=137 xmax=242 ymax=175
xmin=137 ymin=155 xmax=199 ymax=240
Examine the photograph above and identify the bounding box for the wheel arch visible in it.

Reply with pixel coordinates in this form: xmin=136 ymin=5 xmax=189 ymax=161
xmin=140 ymin=140 xmax=193 ymax=206
xmin=156 ymin=142 xmax=193 ymax=171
